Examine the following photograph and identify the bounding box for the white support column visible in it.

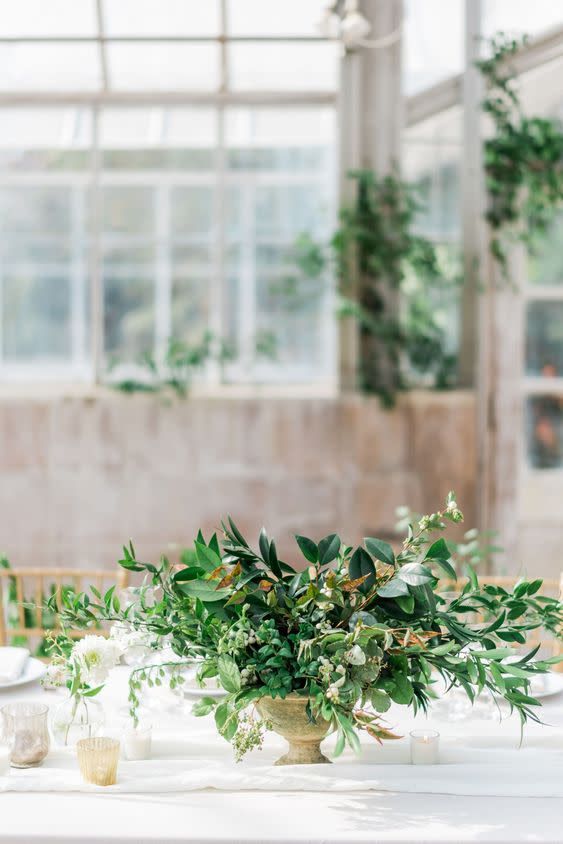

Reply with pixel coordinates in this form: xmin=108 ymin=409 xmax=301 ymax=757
xmin=459 ymin=0 xmax=484 ymax=389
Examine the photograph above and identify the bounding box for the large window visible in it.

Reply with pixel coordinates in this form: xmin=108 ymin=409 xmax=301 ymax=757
xmin=0 ymin=1 xmax=337 ymax=386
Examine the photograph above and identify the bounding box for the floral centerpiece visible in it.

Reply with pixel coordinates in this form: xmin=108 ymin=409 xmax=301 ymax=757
xmin=46 ymin=635 xmax=121 ymax=746
xmin=53 ymin=494 xmax=562 ymax=763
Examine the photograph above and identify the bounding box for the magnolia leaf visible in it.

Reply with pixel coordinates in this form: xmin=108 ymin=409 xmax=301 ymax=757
xmin=397 ymin=562 xmax=434 ymax=586
xmin=364 ymin=537 xmax=395 ymax=567
xmin=349 ymin=547 xmax=376 ymax=593
xmin=295 ymin=535 xmax=318 ymax=564
xmin=341 ymin=574 xmax=370 ymax=592
xmin=318 ymin=534 xmax=341 ymax=566
xmin=377 ymin=577 xmax=409 ymax=598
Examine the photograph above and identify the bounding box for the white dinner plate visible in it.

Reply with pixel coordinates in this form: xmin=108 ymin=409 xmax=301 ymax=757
xmin=530 ymin=672 xmax=563 ymax=699
xmin=182 ymin=673 xmax=226 ymax=700
xmin=0 ymin=657 xmax=46 ymax=690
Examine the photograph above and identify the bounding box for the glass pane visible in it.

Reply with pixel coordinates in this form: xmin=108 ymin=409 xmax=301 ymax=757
xmin=3 ymin=274 xmax=71 ymax=360
xmin=0 ymin=187 xmax=71 ymax=234
xmin=526 ymin=301 xmax=563 ymax=377
xmin=254 ymin=186 xmax=330 ymax=238
xmin=228 ymin=0 xmax=326 ymax=36
xmin=0 ymin=43 xmax=101 ymax=91
xmin=171 ymin=276 xmax=209 ymax=341
xmin=226 ymin=106 xmax=335 ymax=171
xmin=528 ymin=212 xmax=563 ymax=285
xmin=100 ymin=107 xmax=216 ymax=169
xmin=526 ymin=395 xmax=563 ymax=469
xmin=104 ymin=276 xmax=155 ymax=361
xmin=101 ymin=187 xmax=154 ymax=235
xmin=0 ymin=108 xmax=92 ymax=171
xmin=484 ymin=0 xmax=562 ymax=39
xmin=107 ymin=43 xmax=219 ymax=90
xmin=403 ymin=0 xmax=463 ymax=95
xmin=104 ymin=0 xmax=220 ymax=35
xmin=0 ymin=0 xmax=97 ymax=36
xmin=170 ymin=187 xmax=214 ymax=236
xmin=228 ymin=43 xmax=338 ymax=91
xmin=403 ymin=142 xmax=461 ymax=239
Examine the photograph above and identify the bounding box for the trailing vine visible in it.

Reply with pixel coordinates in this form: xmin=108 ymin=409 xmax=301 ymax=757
xmin=288 ymin=170 xmax=458 ymax=406
xmin=478 ymin=35 xmax=563 ymax=275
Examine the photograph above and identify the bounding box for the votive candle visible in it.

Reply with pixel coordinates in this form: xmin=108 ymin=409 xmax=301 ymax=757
xmin=123 ymin=723 xmax=152 ymax=761
xmin=410 ymin=729 xmax=440 ymax=764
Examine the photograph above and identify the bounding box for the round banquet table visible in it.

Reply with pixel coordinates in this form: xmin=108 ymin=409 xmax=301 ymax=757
xmin=0 ymin=665 xmax=562 ymax=844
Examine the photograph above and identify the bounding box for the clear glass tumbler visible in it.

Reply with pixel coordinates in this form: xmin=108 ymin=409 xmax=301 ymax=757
xmin=1 ymin=702 xmax=50 ymax=768
xmin=77 ymin=737 xmax=120 ymax=786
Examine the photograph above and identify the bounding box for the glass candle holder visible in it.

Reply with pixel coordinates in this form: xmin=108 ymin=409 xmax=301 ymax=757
xmin=77 ymin=737 xmax=120 ymax=786
xmin=1 ymin=703 xmax=50 ymax=768
xmin=123 ymin=722 xmax=152 ymax=761
xmin=410 ymin=729 xmax=440 ymax=765
xmin=0 ymin=741 xmax=11 ymax=776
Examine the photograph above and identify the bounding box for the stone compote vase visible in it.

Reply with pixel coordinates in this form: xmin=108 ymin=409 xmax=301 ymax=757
xmin=257 ymin=695 xmax=331 ymax=765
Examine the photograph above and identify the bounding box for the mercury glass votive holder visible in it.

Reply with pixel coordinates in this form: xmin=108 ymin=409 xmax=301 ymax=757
xmin=1 ymin=703 xmax=50 ymax=768
xmin=77 ymin=737 xmax=120 ymax=786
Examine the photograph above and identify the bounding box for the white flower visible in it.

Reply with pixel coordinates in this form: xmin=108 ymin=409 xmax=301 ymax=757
xmin=344 ymin=644 xmax=366 ymax=666
xmin=72 ymin=635 xmax=122 ymax=686
xmin=447 ymin=500 xmax=458 ymax=513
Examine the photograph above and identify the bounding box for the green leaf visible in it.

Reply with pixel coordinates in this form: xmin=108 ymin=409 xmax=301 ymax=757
xmin=217 ymin=655 xmax=241 ymax=694
xmin=295 ymin=535 xmax=318 ymax=564
xmin=370 ymin=688 xmax=391 ymax=712
xmin=333 ymin=730 xmax=346 ymax=757
xmin=214 ymin=702 xmax=229 ymax=730
xmin=259 ymin=527 xmax=270 ymax=562
xmin=191 ymin=696 xmax=217 ymax=717
xmin=473 ymin=647 xmax=516 ymax=660
xmin=395 ymin=594 xmax=415 ymax=614
xmin=318 ymin=534 xmax=341 ymax=566
xmin=173 ymin=566 xmax=206 ymax=582
xmin=364 ymin=537 xmax=395 ymax=567
xmin=349 ymin=547 xmax=376 ymax=592
xmin=398 ymin=563 xmax=434 ymax=586
xmin=388 ymin=673 xmax=413 ymax=705
xmin=176 ymin=580 xmax=231 ymax=602
xmin=431 ymin=558 xmax=457 ymax=580
xmin=377 ymin=577 xmax=409 ymax=598
xmin=194 ymin=541 xmax=222 ymax=572
xmin=425 ymin=538 xmax=451 ymax=561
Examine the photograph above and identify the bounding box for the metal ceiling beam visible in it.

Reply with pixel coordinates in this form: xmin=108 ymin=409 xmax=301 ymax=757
xmin=405 ymin=22 xmax=563 ymax=127
xmin=0 ymin=91 xmax=336 ymax=106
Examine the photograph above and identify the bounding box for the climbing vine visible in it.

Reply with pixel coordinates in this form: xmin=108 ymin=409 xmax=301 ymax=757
xmin=288 ymin=170 xmax=458 ymax=406
xmin=478 ymin=35 xmax=563 ymax=275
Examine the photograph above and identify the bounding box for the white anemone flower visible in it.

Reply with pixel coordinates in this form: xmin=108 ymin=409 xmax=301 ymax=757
xmin=71 ymin=635 xmax=122 ymax=685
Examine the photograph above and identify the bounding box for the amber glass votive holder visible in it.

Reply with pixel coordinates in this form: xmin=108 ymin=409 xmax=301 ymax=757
xmin=77 ymin=737 xmax=120 ymax=786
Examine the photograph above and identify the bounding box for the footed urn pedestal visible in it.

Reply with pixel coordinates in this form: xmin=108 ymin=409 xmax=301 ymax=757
xmin=257 ymin=695 xmax=331 ymax=765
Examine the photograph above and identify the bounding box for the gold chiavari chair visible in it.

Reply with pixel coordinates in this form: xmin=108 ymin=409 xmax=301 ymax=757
xmin=0 ymin=567 xmax=130 ymax=656
xmin=440 ymin=573 xmax=563 ymax=671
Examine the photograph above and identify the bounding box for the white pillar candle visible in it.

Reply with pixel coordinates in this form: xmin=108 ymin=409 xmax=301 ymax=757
xmin=0 ymin=743 xmax=10 ymax=776
xmin=410 ymin=730 xmax=440 ymax=764
xmin=123 ymin=725 xmax=152 ymax=761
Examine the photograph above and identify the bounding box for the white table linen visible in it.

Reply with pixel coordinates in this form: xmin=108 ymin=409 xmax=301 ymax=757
xmin=0 ymin=666 xmax=562 ymax=843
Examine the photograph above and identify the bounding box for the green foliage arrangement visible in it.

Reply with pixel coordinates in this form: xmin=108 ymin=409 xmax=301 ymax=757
xmin=52 ymin=495 xmax=562 ymax=762
xmin=107 ymin=333 xmax=228 ymax=398
xmin=478 ymin=35 xmax=563 ymax=275
xmin=286 ymin=171 xmax=459 ymax=406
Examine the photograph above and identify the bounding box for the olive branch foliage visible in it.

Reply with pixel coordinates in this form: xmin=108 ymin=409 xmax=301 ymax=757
xmin=51 ymin=495 xmax=562 ymax=760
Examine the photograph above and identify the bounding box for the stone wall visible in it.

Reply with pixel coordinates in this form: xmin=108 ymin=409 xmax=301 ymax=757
xmin=0 ymin=390 xmax=477 ymax=570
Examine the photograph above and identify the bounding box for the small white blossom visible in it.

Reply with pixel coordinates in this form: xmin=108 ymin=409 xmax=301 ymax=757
xmin=72 ymin=635 xmax=122 ymax=686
